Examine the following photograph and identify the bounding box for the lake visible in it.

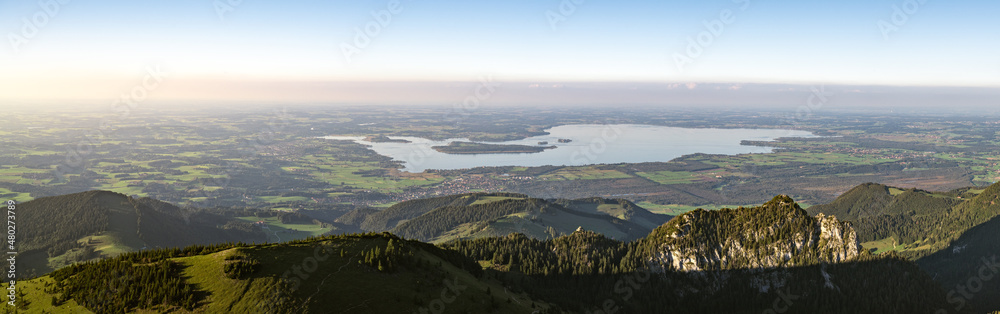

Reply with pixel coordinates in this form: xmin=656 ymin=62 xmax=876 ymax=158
xmin=322 ymin=124 xmax=816 ymax=172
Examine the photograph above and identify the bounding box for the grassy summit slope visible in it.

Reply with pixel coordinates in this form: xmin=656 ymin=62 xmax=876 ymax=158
xmin=5 ymin=233 xmax=551 ymax=313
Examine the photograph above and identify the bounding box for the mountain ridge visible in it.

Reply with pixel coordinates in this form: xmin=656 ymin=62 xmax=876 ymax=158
xmin=7 ymin=186 xmax=996 ymax=312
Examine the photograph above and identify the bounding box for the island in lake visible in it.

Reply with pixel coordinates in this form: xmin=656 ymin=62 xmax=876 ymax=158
xmin=432 ymin=141 xmax=557 ymax=154
xmin=363 ymin=135 xmax=411 ymax=143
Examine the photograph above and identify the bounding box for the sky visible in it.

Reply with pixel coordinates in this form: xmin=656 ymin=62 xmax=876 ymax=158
xmin=1 ymin=0 xmax=998 ymax=105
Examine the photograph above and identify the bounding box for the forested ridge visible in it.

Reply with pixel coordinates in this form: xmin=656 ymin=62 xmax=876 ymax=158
xmin=338 ymin=193 xmax=660 ymax=243
xmin=807 ymin=181 xmax=1000 ymax=257
xmin=806 ymin=182 xmax=1000 ymax=313
xmin=807 ymin=183 xmax=961 ymax=243
xmin=10 ymin=185 xmax=1000 ymax=313
xmin=19 ymin=190 xmax=116 ymax=257
xmin=440 ymin=195 xmax=954 ymax=313
xmin=554 ymin=197 xmax=672 ymax=229
xmin=15 ymin=229 xmax=957 ymax=313
xmin=392 ymin=198 xmax=550 ymax=242
xmin=353 ymin=193 xmax=514 ymax=231
xmin=14 ymin=190 xmax=267 ymax=276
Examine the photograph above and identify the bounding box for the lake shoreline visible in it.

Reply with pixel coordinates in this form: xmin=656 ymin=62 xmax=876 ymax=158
xmin=322 ymin=124 xmax=817 ymax=172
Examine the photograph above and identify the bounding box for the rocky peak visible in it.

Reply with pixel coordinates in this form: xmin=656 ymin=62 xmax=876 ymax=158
xmin=644 ymin=196 xmax=860 ymax=272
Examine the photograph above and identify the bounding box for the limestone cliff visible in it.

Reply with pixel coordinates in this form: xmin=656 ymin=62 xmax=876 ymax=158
xmin=641 ymin=195 xmax=860 ymax=272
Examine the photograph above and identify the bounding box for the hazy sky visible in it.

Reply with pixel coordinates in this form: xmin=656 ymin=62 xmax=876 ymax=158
xmin=1 ymin=0 xmax=998 ymax=103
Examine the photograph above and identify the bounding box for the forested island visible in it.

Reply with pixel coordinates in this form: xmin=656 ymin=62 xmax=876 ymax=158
xmin=363 ymin=135 xmax=411 ymax=143
xmin=432 ymin=141 xmax=557 ymax=154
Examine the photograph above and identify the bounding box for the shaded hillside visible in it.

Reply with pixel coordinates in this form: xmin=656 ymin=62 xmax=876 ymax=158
xmin=806 ymin=182 xmax=966 ymax=246
xmin=16 ymin=190 xmax=266 ymax=275
xmin=806 ymin=182 xmax=894 ymax=220
xmin=446 ymin=230 xmax=629 ymax=276
xmin=905 ymin=183 xmax=1000 ymax=313
xmin=554 ymin=197 xmax=672 ymax=230
xmin=918 ymin=214 xmax=1000 ymax=314
xmin=489 ymin=253 xmax=953 ymax=314
xmin=20 ymin=190 xmax=123 ymax=256
xmin=391 ymin=197 xmax=651 ymax=243
xmin=814 ymin=181 xmax=1000 ymax=259
xmin=6 ymin=234 xmax=552 ymax=314
xmin=447 ymin=196 xmax=953 ymax=313
xmin=807 ymin=182 xmax=962 ymax=221
xmin=354 ymin=193 xmax=517 ymax=231
xmin=9 ymin=196 xmax=957 ymax=313
xmin=926 ymin=182 xmax=1000 ymax=248
xmin=805 ymin=182 xmax=1000 ymax=312
xmin=390 ymin=198 xmax=546 ymax=242
xmin=335 ymin=193 xmax=660 ymax=243
xmin=333 ymin=207 xmax=378 ymax=227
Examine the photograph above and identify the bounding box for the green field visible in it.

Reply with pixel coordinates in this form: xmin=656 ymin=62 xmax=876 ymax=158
xmin=235 ymin=216 xmax=334 ymax=243
xmin=257 ymin=196 xmax=310 ymax=203
xmin=861 ymin=237 xmax=902 ymax=254
xmin=0 ymin=187 xmax=33 ymax=202
xmin=637 ymin=202 xmax=756 ymax=215
xmin=635 ymin=171 xmax=698 ymax=185
xmin=539 ymin=167 xmax=631 ymax=181
xmin=470 ymin=196 xmax=524 ymax=205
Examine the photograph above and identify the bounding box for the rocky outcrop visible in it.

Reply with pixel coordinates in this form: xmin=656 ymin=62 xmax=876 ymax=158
xmin=644 ymin=195 xmax=860 ymax=272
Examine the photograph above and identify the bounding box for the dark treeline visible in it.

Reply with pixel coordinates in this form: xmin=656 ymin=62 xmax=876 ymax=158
xmin=392 ymin=198 xmax=549 ymax=241
xmin=49 ymin=242 xmax=246 ymax=313
xmin=353 ymin=192 xmax=526 ymax=231
xmin=36 ymin=218 xmax=962 ymax=314
xmin=808 ymin=182 xmax=1000 ymax=259
xmin=19 ymin=190 xmax=114 ymax=257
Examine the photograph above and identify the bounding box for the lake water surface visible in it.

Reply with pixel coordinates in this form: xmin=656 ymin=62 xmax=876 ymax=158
xmin=322 ymin=124 xmax=816 ymax=172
